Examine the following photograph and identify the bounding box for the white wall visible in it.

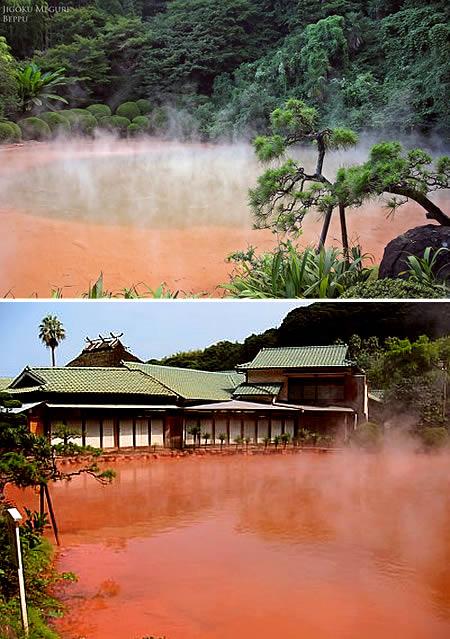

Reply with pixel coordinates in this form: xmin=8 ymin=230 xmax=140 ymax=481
xmin=151 ymin=417 xmax=164 ymax=447
xmin=135 ymin=418 xmax=149 ymax=447
xmin=119 ymin=418 xmax=133 ymax=448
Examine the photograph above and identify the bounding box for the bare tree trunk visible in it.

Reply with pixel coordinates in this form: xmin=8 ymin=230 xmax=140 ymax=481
xmin=317 ymin=205 xmax=333 ymax=250
xmin=51 ymin=347 xmax=56 ymax=367
xmin=339 ymin=203 xmax=350 ymax=263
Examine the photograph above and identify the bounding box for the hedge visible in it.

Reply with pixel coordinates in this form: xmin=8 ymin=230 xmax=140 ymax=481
xmin=341 ymin=278 xmax=445 ymax=299
xmin=116 ymin=101 xmax=140 ymax=121
xmin=131 ymin=115 xmax=150 ymax=131
xmin=127 ymin=123 xmax=141 ymax=137
xmin=18 ymin=117 xmax=51 ymax=140
xmin=0 ymin=121 xmax=21 ymax=142
xmin=86 ymin=103 xmax=111 ymax=119
xmin=136 ymin=98 xmax=152 ymax=115
xmin=63 ymin=109 xmax=97 ymax=135
xmin=99 ymin=115 xmax=131 ymax=135
xmin=38 ymin=111 xmax=71 ymax=136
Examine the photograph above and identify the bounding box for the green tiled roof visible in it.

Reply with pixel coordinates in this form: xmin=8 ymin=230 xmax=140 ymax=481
xmin=237 ymin=345 xmax=350 ymax=369
xmin=123 ymin=362 xmax=237 ymax=400
xmin=234 ymin=383 xmax=282 ymax=397
xmin=0 ymin=378 xmax=12 ymax=391
xmin=10 ymin=367 xmax=175 ymax=396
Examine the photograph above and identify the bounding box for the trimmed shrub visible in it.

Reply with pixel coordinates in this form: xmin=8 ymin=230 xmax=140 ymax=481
xmin=116 ymin=101 xmax=140 ymax=121
xmin=111 ymin=115 xmax=131 ymax=134
xmin=64 ymin=109 xmax=97 ymax=135
xmin=127 ymin=123 xmax=141 ymax=137
xmin=0 ymin=122 xmax=19 ymax=143
xmin=131 ymin=115 xmax=150 ymax=131
xmin=351 ymin=422 xmax=383 ymax=450
xmin=18 ymin=117 xmax=51 ymax=140
xmin=420 ymin=427 xmax=449 ymax=449
xmin=136 ymin=98 xmax=152 ymax=115
xmin=341 ymin=278 xmax=445 ymax=299
xmin=8 ymin=122 xmax=22 ymax=141
xmin=99 ymin=115 xmax=130 ymax=135
xmin=86 ymin=103 xmax=111 ymax=119
xmin=39 ymin=111 xmax=71 ymax=136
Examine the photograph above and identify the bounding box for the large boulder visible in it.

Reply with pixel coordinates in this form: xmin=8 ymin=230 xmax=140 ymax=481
xmin=379 ymin=224 xmax=450 ymax=280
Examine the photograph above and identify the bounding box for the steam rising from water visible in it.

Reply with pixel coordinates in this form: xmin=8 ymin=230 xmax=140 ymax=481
xmin=0 ymin=137 xmax=448 ymax=295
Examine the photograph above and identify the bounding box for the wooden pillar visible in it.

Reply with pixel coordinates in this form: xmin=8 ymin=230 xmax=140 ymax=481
xmin=147 ymin=417 xmax=152 ymax=447
xmin=226 ymin=415 xmax=230 ymax=444
xmin=81 ymin=413 xmax=86 ymax=447
xmin=212 ymin=415 xmax=216 ymax=444
xmin=268 ymin=415 xmax=272 ymax=440
xmin=113 ymin=417 xmax=120 ymax=448
xmin=240 ymin=416 xmax=244 ymax=439
xmin=132 ymin=417 xmax=136 ymax=448
xmin=281 ymin=418 xmax=286 ymax=435
xmin=255 ymin=417 xmax=258 ymax=443
xmin=99 ymin=417 xmax=104 ymax=449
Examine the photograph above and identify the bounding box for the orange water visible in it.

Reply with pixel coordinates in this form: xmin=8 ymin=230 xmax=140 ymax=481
xmin=9 ymin=453 xmax=450 ymax=639
xmin=0 ymin=139 xmax=440 ymax=297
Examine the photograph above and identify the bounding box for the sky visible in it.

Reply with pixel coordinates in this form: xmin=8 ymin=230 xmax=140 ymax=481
xmin=0 ymin=300 xmax=309 ymax=377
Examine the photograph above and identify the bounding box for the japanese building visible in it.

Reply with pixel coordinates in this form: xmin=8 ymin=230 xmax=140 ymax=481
xmin=4 ymin=344 xmax=368 ymax=449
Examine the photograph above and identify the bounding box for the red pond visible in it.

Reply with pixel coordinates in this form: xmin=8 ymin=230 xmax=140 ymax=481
xmin=0 ymin=139 xmax=443 ymax=297
xmin=8 ymin=452 xmax=450 ymax=639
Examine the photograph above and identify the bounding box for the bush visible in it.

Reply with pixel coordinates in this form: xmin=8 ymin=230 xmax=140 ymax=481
xmin=38 ymin=111 xmax=71 ymax=136
xmin=86 ymin=103 xmax=111 ymax=119
xmin=116 ymin=101 xmax=140 ymax=120
xmin=420 ymin=427 xmax=449 ymax=449
xmin=127 ymin=123 xmax=140 ymax=137
xmin=63 ymin=109 xmax=97 ymax=135
xmin=224 ymin=243 xmax=373 ymax=298
xmin=351 ymin=422 xmax=383 ymax=450
xmin=99 ymin=115 xmax=130 ymax=135
xmin=132 ymin=115 xmax=150 ymax=131
xmin=0 ymin=122 xmax=17 ymax=143
xmin=8 ymin=122 xmax=22 ymax=141
xmin=18 ymin=117 xmax=51 ymax=140
xmin=136 ymin=98 xmax=152 ymax=115
xmin=341 ymin=278 xmax=445 ymax=299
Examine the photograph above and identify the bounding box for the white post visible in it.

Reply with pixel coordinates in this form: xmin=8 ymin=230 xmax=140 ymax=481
xmin=7 ymin=508 xmax=29 ymax=637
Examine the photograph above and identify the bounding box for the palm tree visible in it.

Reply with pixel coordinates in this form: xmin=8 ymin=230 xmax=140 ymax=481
xmin=218 ymin=432 xmax=226 ymax=450
xmin=16 ymin=63 xmax=68 ymax=113
xmin=281 ymin=433 xmax=291 ymax=449
xmin=202 ymin=432 xmax=211 ymax=447
xmin=187 ymin=424 xmax=201 ymax=448
xmin=38 ymin=315 xmax=66 ymax=367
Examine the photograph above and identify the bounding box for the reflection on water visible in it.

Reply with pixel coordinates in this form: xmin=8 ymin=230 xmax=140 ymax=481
xmin=9 ymin=452 xmax=450 ymax=639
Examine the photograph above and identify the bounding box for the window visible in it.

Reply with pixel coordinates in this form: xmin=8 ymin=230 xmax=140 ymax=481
xmin=288 ymin=378 xmax=345 ymax=404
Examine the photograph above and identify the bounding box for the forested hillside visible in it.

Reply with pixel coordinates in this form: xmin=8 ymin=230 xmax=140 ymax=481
xmin=149 ymin=302 xmax=450 ymax=369
xmin=1 ymin=0 xmax=448 ymax=138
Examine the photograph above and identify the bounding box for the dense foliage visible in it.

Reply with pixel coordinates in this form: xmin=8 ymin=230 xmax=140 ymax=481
xmin=0 ymin=0 xmax=448 ymax=137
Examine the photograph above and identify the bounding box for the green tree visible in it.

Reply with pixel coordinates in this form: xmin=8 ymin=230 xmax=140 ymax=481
xmin=138 ymin=0 xmax=277 ymax=96
xmin=0 ymin=36 xmax=19 ymax=119
xmin=38 ymin=314 xmax=66 ymax=367
xmin=250 ymin=100 xmax=450 ymax=263
xmin=250 ymin=98 xmax=358 ymax=251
